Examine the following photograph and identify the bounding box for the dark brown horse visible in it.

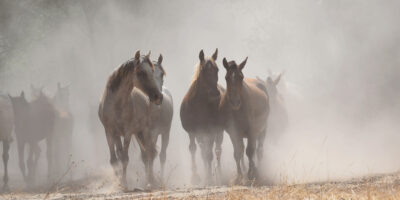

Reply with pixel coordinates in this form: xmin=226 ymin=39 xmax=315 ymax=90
xmin=130 ymin=54 xmax=173 ymax=182
xmin=98 ymin=51 xmax=163 ymax=188
xmin=0 ymin=94 xmax=13 ymax=190
xmin=219 ymin=57 xmax=269 ymax=183
xmin=9 ymin=90 xmax=56 ymax=184
xmin=180 ymin=49 xmax=224 ymax=185
xmin=52 ymin=83 xmax=74 ymax=178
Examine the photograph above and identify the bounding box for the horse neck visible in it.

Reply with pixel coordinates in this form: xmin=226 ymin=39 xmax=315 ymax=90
xmin=225 ymin=81 xmax=249 ymax=108
xmin=190 ymin=77 xmax=217 ymax=98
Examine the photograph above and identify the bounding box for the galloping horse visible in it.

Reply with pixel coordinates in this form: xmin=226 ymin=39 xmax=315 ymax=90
xmin=257 ymin=73 xmax=288 ymax=140
xmin=9 ymin=90 xmax=56 ymax=184
xmin=98 ymin=51 xmax=163 ymax=188
xmin=219 ymin=57 xmax=269 ymax=183
xmin=130 ymin=54 xmax=173 ymax=182
xmin=0 ymin=94 xmax=13 ymax=190
xmin=52 ymin=83 xmax=74 ymax=178
xmin=180 ymin=49 xmax=224 ymax=185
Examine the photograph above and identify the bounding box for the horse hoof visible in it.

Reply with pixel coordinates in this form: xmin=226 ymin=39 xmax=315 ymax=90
xmin=248 ymin=169 xmax=259 ymax=181
xmin=234 ymin=175 xmax=243 ymax=185
xmin=146 ymin=182 xmax=160 ymax=191
xmin=191 ymin=173 xmax=201 ymax=185
xmin=120 ymin=179 xmax=128 ymax=189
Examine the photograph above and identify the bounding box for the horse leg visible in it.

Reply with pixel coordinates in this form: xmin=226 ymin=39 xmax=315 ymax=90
xmin=17 ymin=140 xmax=27 ymax=182
xmin=45 ymin=137 xmax=53 ymax=183
xmin=26 ymin=143 xmax=35 ymax=183
xmin=138 ymin=131 xmax=157 ymax=188
xmin=200 ymin=137 xmax=213 ymax=185
xmin=214 ymin=131 xmax=223 ymax=184
xmin=188 ymin=132 xmax=200 ymax=184
xmin=146 ymin=143 xmax=157 ymax=188
xmin=146 ymin=131 xmax=158 ymax=188
xmin=257 ymin=128 xmax=267 ymax=165
xmin=32 ymin=143 xmax=41 ymax=183
xmin=229 ymin=134 xmax=244 ymax=184
xmin=105 ymin=128 xmax=118 ymax=177
xmin=114 ymin=135 xmax=123 ymax=161
xmin=247 ymin=137 xmax=258 ymax=181
xmin=2 ymin=141 xmax=10 ymax=190
xmin=159 ymin=130 xmax=170 ymax=180
xmin=121 ymin=134 xmax=131 ymax=188
xmin=241 ymin=154 xmax=246 ymax=175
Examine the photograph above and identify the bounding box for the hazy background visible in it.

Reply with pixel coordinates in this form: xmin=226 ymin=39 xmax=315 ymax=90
xmin=0 ymin=0 xmax=399 ymax=189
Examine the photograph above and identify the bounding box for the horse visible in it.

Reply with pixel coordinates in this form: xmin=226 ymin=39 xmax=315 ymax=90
xmin=131 ymin=54 xmax=173 ymax=180
xmin=0 ymin=94 xmax=13 ymax=190
xmin=9 ymin=90 xmax=56 ymax=184
xmin=52 ymin=83 xmax=74 ymax=178
xmin=98 ymin=51 xmax=163 ymax=188
xmin=180 ymin=49 xmax=224 ymax=185
xmin=219 ymin=57 xmax=269 ymax=184
xmin=257 ymin=73 xmax=288 ymax=140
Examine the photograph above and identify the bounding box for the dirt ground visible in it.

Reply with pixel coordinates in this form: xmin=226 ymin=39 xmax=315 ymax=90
xmin=1 ymin=172 xmax=400 ymax=200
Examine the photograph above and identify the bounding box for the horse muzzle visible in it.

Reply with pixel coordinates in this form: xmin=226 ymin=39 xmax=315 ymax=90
xmin=230 ymin=100 xmax=241 ymax=111
xmin=150 ymin=92 xmax=163 ymax=105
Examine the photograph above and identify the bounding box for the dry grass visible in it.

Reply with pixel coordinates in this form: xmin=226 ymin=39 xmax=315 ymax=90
xmin=209 ymin=173 xmax=400 ymax=200
xmin=2 ymin=172 xmax=400 ymax=199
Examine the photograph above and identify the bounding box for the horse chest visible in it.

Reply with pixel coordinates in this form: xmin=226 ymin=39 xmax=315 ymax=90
xmin=194 ymin=103 xmax=219 ymax=124
xmin=225 ymin=108 xmax=251 ymax=137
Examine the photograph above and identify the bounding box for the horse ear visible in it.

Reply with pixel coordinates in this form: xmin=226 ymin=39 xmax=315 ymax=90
xmin=222 ymin=58 xmax=229 ymax=70
xmin=274 ymin=73 xmax=282 ymax=86
xmin=134 ymin=50 xmax=140 ymax=60
xmin=145 ymin=51 xmax=151 ymax=59
xmin=20 ymin=91 xmax=25 ymax=98
xmin=199 ymin=50 xmax=205 ymax=63
xmin=212 ymin=48 xmax=218 ymax=60
xmin=239 ymin=57 xmax=248 ymax=70
xmin=158 ymin=54 xmax=163 ymax=64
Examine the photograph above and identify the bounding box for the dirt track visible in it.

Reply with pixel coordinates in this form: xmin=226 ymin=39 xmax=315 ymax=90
xmin=1 ymin=172 xmax=400 ymax=199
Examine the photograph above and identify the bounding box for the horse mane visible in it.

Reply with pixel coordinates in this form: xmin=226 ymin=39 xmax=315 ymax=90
xmin=190 ymin=62 xmax=201 ymax=86
xmin=107 ymin=58 xmax=136 ymax=92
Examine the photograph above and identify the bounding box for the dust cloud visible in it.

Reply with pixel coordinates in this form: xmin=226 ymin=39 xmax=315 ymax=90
xmin=0 ymin=0 xmax=399 ymax=189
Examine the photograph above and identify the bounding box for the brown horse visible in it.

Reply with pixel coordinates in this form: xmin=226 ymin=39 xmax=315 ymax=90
xmin=257 ymin=73 xmax=288 ymax=140
xmin=9 ymin=90 xmax=56 ymax=184
xmin=130 ymin=54 xmax=173 ymax=183
xmin=52 ymin=83 xmax=74 ymax=178
xmin=0 ymin=94 xmax=13 ymax=190
xmin=98 ymin=51 xmax=163 ymax=188
xmin=180 ymin=49 xmax=224 ymax=185
xmin=219 ymin=57 xmax=269 ymax=183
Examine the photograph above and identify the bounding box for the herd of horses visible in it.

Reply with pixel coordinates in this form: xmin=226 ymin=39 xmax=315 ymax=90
xmin=0 ymin=48 xmax=288 ymax=191
xmin=99 ymin=49 xmax=287 ymax=188
xmin=0 ymin=83 xmax=73 ymax=190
